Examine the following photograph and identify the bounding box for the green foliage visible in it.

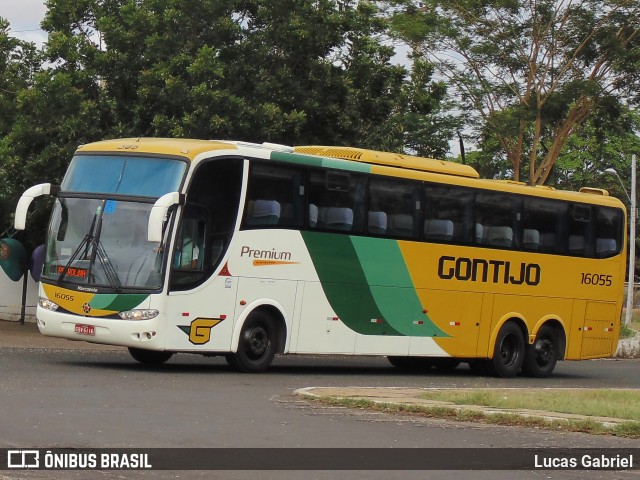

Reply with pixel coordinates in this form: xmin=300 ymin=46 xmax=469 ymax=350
xmin=0 ymin=18 xmax=41 ymax=242
xmin=389 ymin=0 xmax=640 ymax=185
xmin=0 ymin=0 xmax=457 ymax=249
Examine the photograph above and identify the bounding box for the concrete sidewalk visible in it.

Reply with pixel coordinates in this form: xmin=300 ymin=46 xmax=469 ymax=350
xmin=294 ymin=386 xmax=635 ymax=429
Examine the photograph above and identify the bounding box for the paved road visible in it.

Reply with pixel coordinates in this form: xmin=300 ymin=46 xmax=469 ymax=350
xmin=0 ymin=322 xmax=639 ymax=480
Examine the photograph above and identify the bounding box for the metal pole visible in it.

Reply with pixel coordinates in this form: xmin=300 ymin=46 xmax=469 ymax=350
xmin=625 ymin=154 xmax=636 ymax=325
xmin=20 ymin=264 xmax=28 ymax=325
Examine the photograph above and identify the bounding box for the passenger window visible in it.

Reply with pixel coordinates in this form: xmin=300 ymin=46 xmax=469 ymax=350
xmin=308 ymin=170 xmax=365 ymax=233
xmin=243 ymin=164 xmax=305 ymax=228
xmin=369 ymin=177 xmax=420 ymax=238
xmin=423 ymin=184 xmax=473 ymax=243
xmin=475 ymin=192 xmax=520 ymax=248
xmin=595 ymin=207 xmax=623 ymax=258
xmin=522 ymin=198 xmax=566 ymax=253
xmin=567 ymin=204 xmax=593 ymax=256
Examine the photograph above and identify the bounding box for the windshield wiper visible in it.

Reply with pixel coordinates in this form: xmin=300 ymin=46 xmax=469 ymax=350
xmin=91 ymin=239 xmax=122 ymax=291
xmin=58 ymin=211 xmax=98 ymax=284
xmin=58 ymin=205 xmax=122 ymax=291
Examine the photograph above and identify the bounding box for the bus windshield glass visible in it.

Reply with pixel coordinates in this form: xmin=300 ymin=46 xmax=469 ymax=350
xmin=61 ymin=155 xmax=186 ymax=196
xmin=42 ymin=198 xmax=165 ymax=290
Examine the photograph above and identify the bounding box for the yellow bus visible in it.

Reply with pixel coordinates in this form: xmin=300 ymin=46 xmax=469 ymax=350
xmin=14 ymin=138 xmax=626 ymax=377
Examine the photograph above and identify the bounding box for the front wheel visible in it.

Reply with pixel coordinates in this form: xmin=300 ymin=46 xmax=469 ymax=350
xmin=128 ymin=347 xmax=173 ymax=365
xmin=487 ymin=322 xmax=525 ymax=378
xmin=226 ymin=311 xmax=277 ymax=373
xmin=522 ymin=325 xmax=559 ymax=378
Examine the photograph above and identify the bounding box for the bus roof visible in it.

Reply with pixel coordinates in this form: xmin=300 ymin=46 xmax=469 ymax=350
xmin=294 ymin=145 xmax=480 ymax=179
xmin=74 ymin=138 xmax=625 ymax=210
xmin=75 ymin=138 xmax=238 ymax=160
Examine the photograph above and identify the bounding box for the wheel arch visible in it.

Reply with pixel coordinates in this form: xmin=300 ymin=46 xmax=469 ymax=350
xmin=230 ymin=300 xmax=288 ymax=354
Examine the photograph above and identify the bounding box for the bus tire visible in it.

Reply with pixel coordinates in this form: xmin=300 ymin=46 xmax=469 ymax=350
xmin=128 ymin=347 xmax=173 ymax=365
xmin=226 ymin=311 xmax=276 ymax=373
xmin=522 ymin=325 xmax=558 ymax=378
xmin=487 ymin=322 xmax=525 ymax=378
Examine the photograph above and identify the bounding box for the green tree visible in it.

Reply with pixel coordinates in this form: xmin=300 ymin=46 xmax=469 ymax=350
xmin=0 ymin=0 xmax=458 ymax=244
xmin=0 ymin=18 xmax=40 ymax=240
xmin=553 ymin=104 xmax=640 ymax=194
xmin=40 ymin=0 xmax=455 ymax=148
xmin=390 ymin=0 xmax=640 ymax=185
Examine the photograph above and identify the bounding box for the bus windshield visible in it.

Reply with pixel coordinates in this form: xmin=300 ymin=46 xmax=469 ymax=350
xmin=62 ymin=155 xmax=186 ymax=196
xmin=43 ymin=198 xmax=165 ymax=290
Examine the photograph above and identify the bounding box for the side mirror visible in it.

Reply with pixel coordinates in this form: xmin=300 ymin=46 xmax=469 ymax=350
xmin=148 ymin=192 xmax=185 ymax=242
xmin=14 ymin=183 xmax=60 ymax=230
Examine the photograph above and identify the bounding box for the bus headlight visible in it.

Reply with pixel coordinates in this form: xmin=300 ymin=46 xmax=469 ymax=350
xmin=118 ymin=309 xmax=159 ymax=320
xmin=39 ymin=297 xmax=59 ymax=311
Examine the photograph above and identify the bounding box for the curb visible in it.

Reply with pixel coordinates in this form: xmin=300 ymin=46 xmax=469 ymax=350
xmin=294 ymin=386 xmax=632 ymax=428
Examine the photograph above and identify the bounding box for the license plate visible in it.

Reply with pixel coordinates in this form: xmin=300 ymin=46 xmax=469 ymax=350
xmin=75 ymin=323 xmax=95 ymax=336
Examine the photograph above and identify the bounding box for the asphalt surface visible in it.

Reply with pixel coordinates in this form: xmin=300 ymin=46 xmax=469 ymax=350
xmin=1 ymin=319 xmax=640 ymax=424
xmin=1 ymin=319 xmax=639 ymax=480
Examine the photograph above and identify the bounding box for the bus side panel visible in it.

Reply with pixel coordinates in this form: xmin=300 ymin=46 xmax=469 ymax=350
xmin=411 ymin=290 xmax=483 ymax=357
xmin=567 ymin=300 xmax=618 ymax=359
xmin=355 ymin=333 xmax=411 ymax=356
xmin=163 ymin=276 xmax=238 ymax=352
xmin=294 ymin=281 xmax=357 ymax=354
xmin=475 ymin=293 xmax=495 ymax=358
xmin=566 ymin=300 xmax=586 ymax=359
xmin=581 ymin=301 xmax=618 ymax=359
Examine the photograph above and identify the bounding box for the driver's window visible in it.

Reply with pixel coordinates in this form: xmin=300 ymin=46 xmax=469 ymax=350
xmin=170 ymin=205 xmax=208 ymax=288
xmin=174 ymin=217 xmax=205 ymax=271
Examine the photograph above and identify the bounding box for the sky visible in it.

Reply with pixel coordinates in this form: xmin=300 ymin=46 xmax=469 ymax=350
xmin=0 ymin=0 xmax=47 ymax=46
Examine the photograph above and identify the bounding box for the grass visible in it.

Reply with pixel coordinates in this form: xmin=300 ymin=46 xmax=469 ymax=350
xmin=619 ymin=309 xmax=640 ymax=339
xmin=418 ymin=388 xmax=640 ymax=420
xmin=306 ymin=389 xmax=640 ymax=439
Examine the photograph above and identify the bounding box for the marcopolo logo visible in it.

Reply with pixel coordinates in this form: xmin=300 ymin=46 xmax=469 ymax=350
xmin=438 ymin=255 xmax=541 ymax=286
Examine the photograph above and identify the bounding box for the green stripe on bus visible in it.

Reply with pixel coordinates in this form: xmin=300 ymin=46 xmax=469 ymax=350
xmin=301 ymin=232 xmax=403 ymax=336
xmin=90 ymin=293 xmax=149 ymax=312
xmin=270 ymin=152 xmax=371 ymax=173
xmin=350 ymin=237 xmax=448 ymax=337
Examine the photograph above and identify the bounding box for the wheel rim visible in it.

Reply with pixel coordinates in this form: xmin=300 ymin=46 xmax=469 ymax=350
xmin=534 ymin=337 xmax=554 ymax=367
xmin=499 ymin=333 xmax=519 ymax=367
xmin=244 ymin=326 xmax=269 ymax=360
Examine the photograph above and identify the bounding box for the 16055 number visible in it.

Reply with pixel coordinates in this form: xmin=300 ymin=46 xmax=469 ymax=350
xmin=580 ymin=273 xmax=613 ymax=286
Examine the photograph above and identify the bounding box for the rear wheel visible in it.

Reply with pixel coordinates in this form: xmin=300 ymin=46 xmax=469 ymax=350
xmin=522 ymin=325 xmax=559 ymax=378
xmin=226 ymin=311 xmax=277 ymax=373
xmin=128 ymin=347 xmax=173 ymax=365
xmin=487 ymin=322 xmax=525 ymax=378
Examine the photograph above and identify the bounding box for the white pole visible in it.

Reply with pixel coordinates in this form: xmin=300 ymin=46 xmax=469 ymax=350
xmin=625 ymin=154 xmax=636 ymax=325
